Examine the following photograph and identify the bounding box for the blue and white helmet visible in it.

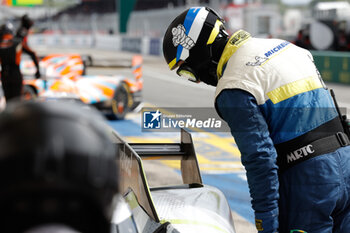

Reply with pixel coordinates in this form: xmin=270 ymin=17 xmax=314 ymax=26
xmin=163 ymin=7 xmax=226 ymax=70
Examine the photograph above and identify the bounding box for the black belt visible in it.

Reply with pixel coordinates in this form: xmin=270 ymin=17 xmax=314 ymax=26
xmin=277 ymin=132 xmax=350 ymax=172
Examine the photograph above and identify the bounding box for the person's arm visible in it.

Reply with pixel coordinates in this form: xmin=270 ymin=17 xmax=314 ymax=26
xmin=216 ymin=89 xmax=279 ymax=233
xmin=22 ymin=36 xmax=40 ymax=79
xmin=16 ymin=19 xmax=41 ymax=79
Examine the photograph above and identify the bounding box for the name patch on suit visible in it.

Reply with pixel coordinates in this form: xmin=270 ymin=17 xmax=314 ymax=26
xmin=264 ymin=41 xmax=290 ymax=58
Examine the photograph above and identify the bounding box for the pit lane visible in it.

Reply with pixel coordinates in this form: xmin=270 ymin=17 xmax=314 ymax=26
xmin=83 ymin=50 xmax=257 ymax=232
xmin=11 ymin=47 xmax=350 ymax=233
xmin=86 ymin=50 xmax=350 ymax=233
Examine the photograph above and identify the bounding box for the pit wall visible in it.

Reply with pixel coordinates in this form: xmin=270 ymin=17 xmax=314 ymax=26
xmin=28 ymin=34 xmax=162 ymax=56
xmin=29 ymin=34 xmax=350 ymax=85
xmin=312 ymin=51 xmax=350 ymax=85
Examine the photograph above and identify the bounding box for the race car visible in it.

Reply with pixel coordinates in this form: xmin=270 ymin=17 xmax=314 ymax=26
xmin=111 ymin=128 xmax=236 ymax=233
xmin=20 ymin=53 xmax=143 ymax=119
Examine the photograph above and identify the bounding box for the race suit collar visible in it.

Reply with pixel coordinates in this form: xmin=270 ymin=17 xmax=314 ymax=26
xmin=217 ymin=30 xmax=251 ymax=79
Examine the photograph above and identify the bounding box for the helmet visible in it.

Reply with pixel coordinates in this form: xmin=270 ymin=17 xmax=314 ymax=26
xmin=0 ymin=22 xmax=14 ymax=49
xmin=0 ymin=22 xmax=14 ymax=41
xmin=0 ymin=21 xmax=14 ymax=35
xmin=0 ymin=101 xmax=119 ymax=233
xmin=163 ymin=7 xmax=228 ymax=86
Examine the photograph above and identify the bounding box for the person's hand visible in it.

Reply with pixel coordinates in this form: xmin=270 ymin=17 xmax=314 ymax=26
xmin=35 ymin=70 xmax=41 ymax=79
xmin=255 ymin=210 xmax=279 ymax=233
xmin=21 ymin=15 xmax=33 ymax=30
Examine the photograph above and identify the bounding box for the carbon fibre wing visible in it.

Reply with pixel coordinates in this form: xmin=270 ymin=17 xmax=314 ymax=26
xmin=112 ymin=128 xmax=202 ymax=222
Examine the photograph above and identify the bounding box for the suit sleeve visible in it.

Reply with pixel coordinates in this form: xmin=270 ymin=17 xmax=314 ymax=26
xmin=216 ymin=89 xmax=279 ymax=233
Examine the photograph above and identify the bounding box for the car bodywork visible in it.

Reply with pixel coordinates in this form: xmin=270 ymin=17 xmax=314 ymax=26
xmin=111 ymin=129 xmax=236 ymax=233
xmin=21 ymin=53 xmax=143 ymax=119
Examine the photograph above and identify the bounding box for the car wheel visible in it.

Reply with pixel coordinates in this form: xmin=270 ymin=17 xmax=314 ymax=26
xmin=111 ymin=83 xmax=132 ymax=120
xmin=22 ymin=85 xmax=37 ymax=100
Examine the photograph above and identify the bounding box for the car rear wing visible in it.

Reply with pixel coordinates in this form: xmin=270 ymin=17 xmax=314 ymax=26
xmin=111 ymin=128 xmax=202 ymax=222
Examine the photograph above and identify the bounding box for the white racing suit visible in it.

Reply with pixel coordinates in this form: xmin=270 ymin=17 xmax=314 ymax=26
xmin=215 ymin=30 xmax=350 ymax=233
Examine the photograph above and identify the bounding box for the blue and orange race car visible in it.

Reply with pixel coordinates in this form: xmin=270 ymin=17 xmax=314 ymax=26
xmin=21 ymin=53 xmax=143 ymax=119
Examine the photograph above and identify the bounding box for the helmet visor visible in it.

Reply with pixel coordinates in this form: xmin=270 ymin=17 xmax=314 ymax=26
xmin=176 ymin=63 xmax=199 ymax=83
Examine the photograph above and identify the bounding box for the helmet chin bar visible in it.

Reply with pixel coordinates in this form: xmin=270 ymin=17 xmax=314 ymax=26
xmin=176 ymin=57 xmax=218 ymax=86
xmin=189 ymin=59 xmax=219 ymax=86
xmin=197 ymin=60 xmax=219 ymax=86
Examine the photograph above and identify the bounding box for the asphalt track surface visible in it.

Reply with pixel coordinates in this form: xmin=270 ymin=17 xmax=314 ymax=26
xmin=29 ymin=47 xmax=350 ymax=232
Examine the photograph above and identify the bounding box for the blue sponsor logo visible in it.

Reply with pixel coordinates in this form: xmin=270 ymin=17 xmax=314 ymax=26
xmin=264 ymin=41 xmax=290 ymax=58
xmin=143 ymin=110 xmax=162 ymax=129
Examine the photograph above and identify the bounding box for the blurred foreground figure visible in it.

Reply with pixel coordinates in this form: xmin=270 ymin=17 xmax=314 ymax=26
xmin=0 ymin=101 xmax=119 ymax=233
xmin=19 ymin=15 xmax=41 ymax=79
xmin=163 ymin=7 xmax=350 ymax=233
xmin=0 ymin=15 xmax=40 ymax=103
